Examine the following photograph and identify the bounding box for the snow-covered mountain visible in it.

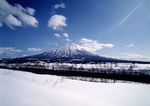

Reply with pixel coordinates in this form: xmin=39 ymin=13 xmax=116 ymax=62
xmin=2 ymin=42 xmax=150 ymax=63
xmin=40 ymin=42 xmax=93 ymax=58
xmin=21 ymin=42 xmax=118 ymax=63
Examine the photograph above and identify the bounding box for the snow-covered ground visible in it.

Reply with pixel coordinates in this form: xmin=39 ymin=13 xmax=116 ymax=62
xmin=0 ymin=69 xmax=150 ymax=106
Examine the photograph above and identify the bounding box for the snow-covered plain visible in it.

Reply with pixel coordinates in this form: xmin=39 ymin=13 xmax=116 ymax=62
xmin=0 ymin=68 xmax=150 ymax=106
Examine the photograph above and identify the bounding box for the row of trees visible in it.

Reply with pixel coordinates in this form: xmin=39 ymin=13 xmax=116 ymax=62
xmin=2 ymin=61 xmax=150 ymax=76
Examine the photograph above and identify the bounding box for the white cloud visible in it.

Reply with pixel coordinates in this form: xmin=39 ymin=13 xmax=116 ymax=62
xmin=63 ymin=33 xmax=69 ymax=37
xmin=28 ymin=48 xmax=41 ymax=52
xmin=5 ymin=14 xmax=22 ymax=29
xmin=66 ymin=38 xmax=70 ymax=41
xmin=54 ymin=33 xmax=60 ymax=37
xmin=109 ymin=53 xmax=150 ymax=61
xmin=125 ymin=44 xmax=135 ymax=48
xmin=0 ymin=47 xmax=22 ymax=55
xmin=54 ymin=3 xmax=65 ymax=9
xmin=0 ymin=0 xmax=38 ymax=29
xmin=22 ymin=54 xmax=28 ymax=57
xmin=79 ymin=38 xmax=114 ymax=53
xmin=123 ymin=53 xmax=145 ymax=59
xmin=26 ymin=7 xmax=35 ymax=15
xmin=48 ymin=14 xmax=67 ymax=30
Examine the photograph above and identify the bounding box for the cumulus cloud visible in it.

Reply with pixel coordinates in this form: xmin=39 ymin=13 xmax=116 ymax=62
xmin=48 ymin=14 xmax=67 ymax=30
xmin=26 ymin=7 xmax=35 ymax=15
xmin=54 ymin=33 xmax=60 ymax=37
xmin=54 ymin=3 xmax=65 ymax=9
xmin=125 ymin=44 xmax=134 ymax=48
xmin=0 ymin=0 xmax=38 ymax=29
xmin=27 ymin=48 xmax=41 ymax=52
xmin=66 ymin=38 xmax=70 ymax=41
xmin=79 ymin=38 xmax=114 ymax=53
xmin=63 ymin=33 xmax=69 ymax=37
xmin=5 ymin=14 xmax=22 ymax=29
xmin=0 ymin=47 xmax=22 ymax=55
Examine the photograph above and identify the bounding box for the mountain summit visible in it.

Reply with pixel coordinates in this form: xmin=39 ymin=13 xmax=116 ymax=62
xmin=42 ymin=42 xmax=92 ymax=58
xmin=24 ymin=42 xmax=106 ymax=63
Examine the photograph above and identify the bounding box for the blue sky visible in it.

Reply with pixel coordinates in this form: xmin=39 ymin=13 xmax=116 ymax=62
xmin=0 ymin=0 xmax=150 ymax=61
